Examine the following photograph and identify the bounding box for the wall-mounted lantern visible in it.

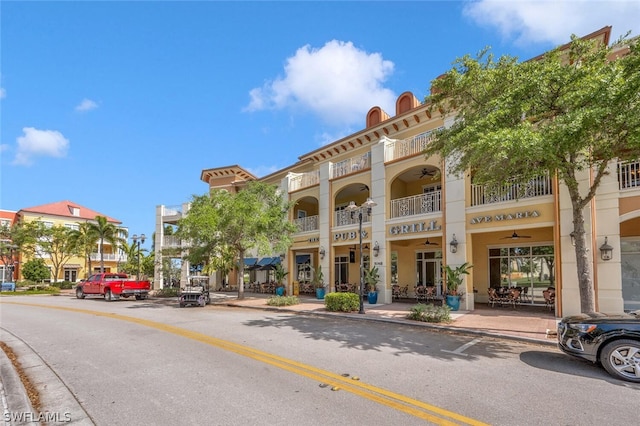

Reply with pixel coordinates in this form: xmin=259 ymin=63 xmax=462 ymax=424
xmin=449 ymin=234 xmax=459 ymax=254
xmin=319 ymin=246 xmax=325 ymax=260
xmin=373 ymin=241 xmax=380 ymax=257
xmin=599 ymin=237 xmax=613 ymax=261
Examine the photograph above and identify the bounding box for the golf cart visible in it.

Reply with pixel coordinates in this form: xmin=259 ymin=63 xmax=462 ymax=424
xmin=179 ymin=276 xmax=211 ymax=307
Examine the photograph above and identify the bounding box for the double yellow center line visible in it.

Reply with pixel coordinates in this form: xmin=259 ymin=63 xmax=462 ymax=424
xmin=4 ymin=302 xmax=488 ymax=425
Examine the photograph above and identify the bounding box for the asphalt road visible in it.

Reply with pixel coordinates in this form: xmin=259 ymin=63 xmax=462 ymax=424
xmin=1 ymin=294 xmax=638 ymax=425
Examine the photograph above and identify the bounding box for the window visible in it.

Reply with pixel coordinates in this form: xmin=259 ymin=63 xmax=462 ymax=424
xmin=40 ymin=221 xmax=53 ymax=229
xmin=65 ymin=223 xmax=79 ymax=231
xmin=488 ymin=244 xmax=555 ymax=305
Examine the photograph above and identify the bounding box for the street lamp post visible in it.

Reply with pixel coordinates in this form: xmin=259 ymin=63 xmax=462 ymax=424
xmin=132 ymin=234 xmax=146 ymax=281
xmin=345 ymin=198 xmax=377 ymax=314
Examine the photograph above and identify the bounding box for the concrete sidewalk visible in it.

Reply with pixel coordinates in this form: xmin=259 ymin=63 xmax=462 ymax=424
xmin=212 ymin=292 xmax=559 ymax=346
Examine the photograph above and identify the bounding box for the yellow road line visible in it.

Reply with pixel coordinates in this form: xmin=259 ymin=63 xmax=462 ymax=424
xmin=3 ymin=301 xmax=489 ymax=425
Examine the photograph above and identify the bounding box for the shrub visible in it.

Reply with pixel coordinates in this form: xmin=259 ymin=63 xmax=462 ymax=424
xmin=406 ymin=303 xmax=451 ymax=323
xmin=21 ymin=259 xmax=50 ymax=282
xmin=51 ymin=281 xmax=74 ymax=289
xmin=324 ymin=292 xmax=360 ymax=312
xmin=155 ymin=287 xmax=180 ymax=297
xmin=266 ymin=295 xmax=300 ymax=306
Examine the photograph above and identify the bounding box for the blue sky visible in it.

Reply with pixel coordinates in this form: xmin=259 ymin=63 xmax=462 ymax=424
xmin=1 ymin=1 xmax=639 ymax=248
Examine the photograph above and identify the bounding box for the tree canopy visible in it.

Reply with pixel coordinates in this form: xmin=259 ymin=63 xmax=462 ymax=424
xmin=425 ymin=34 xmax=640 ymax=313
xmin=177 ymin=181 xmax=296 ymax=299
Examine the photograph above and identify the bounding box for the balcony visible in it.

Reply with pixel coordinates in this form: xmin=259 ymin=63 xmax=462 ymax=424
xmin=618 ymin=159 xmax=640 ymax=190
xmin=390 ymin=192 xmax=442 ymax=219
xmin=294 ymin=215 xmax=319 ymax=233
xmin=163 ymin=205 xmax=183 ymax=217
xmin=288 ymin=171 xmax=320 ymax=192
xmin=471 ymin=173 xmax=552 ymax=206
xmin=334 ymin=209 xmax=371 ymax=227
xmin=90 ymin=253 xmax=127 ymax=262
xmin=331 ymin=152 xmax=371 ymax=179
xmin=162 ymin=235 xmax=182 ymax=248
xmin=384 ymin=129 xmax=442 ymax=163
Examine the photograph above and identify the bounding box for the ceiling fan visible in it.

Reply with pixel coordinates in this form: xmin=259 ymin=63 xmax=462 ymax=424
xmin=417 ymin=168 xmax=436 ymax=179
xmin=424 ymin=239 xmax=439 ymax=246
xmin=501 ymin=231 xmax=532 ymax=240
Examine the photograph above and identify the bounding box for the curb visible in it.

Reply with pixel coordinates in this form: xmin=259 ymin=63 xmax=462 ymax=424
xmin=0 ymin=329 xmax=95 ymax=425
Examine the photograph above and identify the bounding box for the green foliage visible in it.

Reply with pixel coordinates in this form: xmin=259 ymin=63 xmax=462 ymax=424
xmin=68 ymin=222 xmax=99 ymax=278
xmin=22 ymin=258 xmax=50 ymax=282
xmin=88 ymin=216 xmax=128 ymax=273
xmin=324 ymin=292 xmax=360 ymax=312
xmin=155 ymin=287 xmax=180 ymax=297
xmin=444 ymin=262 xmax=473 ymax=295
xmin=177 ymin=181 xmax=297 ymax=298
xmin=274 ymin=263 xmax=289 ymax=286
xmin=425 ymin=35 xmax=640 ymax=313
xmin=266 ymin=295 xmax=300 ymax=306
xmin=51 ymin=281 xmax=74 ymax=289
xmin=364 ymin=266 xmax=380 ymax=292
xmin=406 ymin=303 xmax=451 ymax=323
xmin=311 ymin=264 xmax=325 ymax=289
xmin=38 ymin=225 xmax=79 ymax=282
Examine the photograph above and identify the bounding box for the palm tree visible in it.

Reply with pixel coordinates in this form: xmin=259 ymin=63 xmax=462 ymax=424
xmin=88 ymin=216 xmax=128 ymax=273
xmin=68 ymin=222 xmax=99 ymax=278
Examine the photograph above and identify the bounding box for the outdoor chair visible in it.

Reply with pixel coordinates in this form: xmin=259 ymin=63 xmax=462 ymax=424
xmin=415 ymin=286 xmax=427 ymax=303
xmin=504 ymin=289 xmax=521 ymax=309
xmin=392 ymin=285 xmax=401 ymax=301
xmin=543 ymin=289 xmax=556 ymax=311
xmin=425 ymin=286 xmax=437 ymax=303
xmin=487 ymin=288 xmax=503 ymax=308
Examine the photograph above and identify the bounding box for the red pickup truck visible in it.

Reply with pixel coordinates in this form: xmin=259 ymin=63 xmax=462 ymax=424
xmin=75 ymin=273 xmax=151 ymax=301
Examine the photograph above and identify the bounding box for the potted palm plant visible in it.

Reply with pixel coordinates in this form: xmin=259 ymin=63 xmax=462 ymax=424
xmin=444 ymin=262 xmax=473 ymax=311
xmin=274 ymin=263 xmax=288 ymax=296
xmin=311 ymin=265 xmax=325 ymax=299
xmin=364 ymin=266 xmax=380 ymax=304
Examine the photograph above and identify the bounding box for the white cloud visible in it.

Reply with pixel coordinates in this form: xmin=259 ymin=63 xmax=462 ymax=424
xmin=75 ymin=98 xmax=98 ymax=112
xmin=13 ymin=127 xmax=70 ymax=166
xmin=245 ymin=40 xmax=397 ymax=127
xmin=0 ymin=87 xmax=5 ymax=99
xmin=463 ymin=0 xmax=640 ymax=46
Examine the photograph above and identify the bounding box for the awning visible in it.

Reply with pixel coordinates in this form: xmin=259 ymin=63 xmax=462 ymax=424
xmin=257 ymin=257 xmax=281 ymax=271
xmin=244 ymin=257 xmax=258 ymax=268
xmin=295 ymin=254 xmax=311 ymax=264
xmin=63 ymin=264 xmax=82 ymax=269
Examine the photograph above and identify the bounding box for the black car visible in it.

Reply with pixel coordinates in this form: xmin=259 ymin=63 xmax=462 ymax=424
xmin=558 ymin=311 xmax=640 ymax=382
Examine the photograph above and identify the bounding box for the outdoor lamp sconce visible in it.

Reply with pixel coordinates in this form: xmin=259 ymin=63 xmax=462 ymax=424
xmin=570 ymin=232 xmax=576 ymax=246
xmin=599 ymin=237 xmax=613 ymax=261
xmin=449 ymin=234 xmax=458 ymax=254
xmin=319 ymin=247 xmax=325 ymax=260
xmin=373 ymin=241 xmax=380 ymax=257
xmin=280 ymin=253 xmax=286 ymax=261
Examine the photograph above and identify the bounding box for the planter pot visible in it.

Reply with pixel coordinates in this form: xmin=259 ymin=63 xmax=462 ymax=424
xmin=367 ymin=291 xmax=378 ymax=304
xmin=446 ymin=295 xmax=461 ymax=311
xmin=315 ymin=288 xmax=325 ymax=299
xmin=275 ymin=286 xmax=285 ymax=296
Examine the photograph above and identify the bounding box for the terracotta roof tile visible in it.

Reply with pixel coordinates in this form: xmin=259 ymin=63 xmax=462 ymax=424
xmin=18 ymin=200 xmax=121 ymax=224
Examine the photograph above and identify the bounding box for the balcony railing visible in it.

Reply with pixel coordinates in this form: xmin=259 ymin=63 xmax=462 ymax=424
xmin=384 ymin=129 xmax=442 ymax=162
xmin=163 ymin=205 xmax=183 ymax=217
xmin=288 ymin=171 xmax=320 ymax=192
xmin=162 ymin=235 xmax=182 ymax=247
xmin=294 ymin=215 xmax=319 ymax=233
xmin=471 ymin=173 xmax=552 ymax=206
xmin=618 ymin=159 xmax=640 ymax=190
xmin=89 ymin=253 xmax=127 ymax=262
xmin=334 ymin=209 xmax=372 ymax=227
xmin=390 ymin=191 xmax=442 ymax=219
xmin=331 ymin=152 xmax=371 ymax=179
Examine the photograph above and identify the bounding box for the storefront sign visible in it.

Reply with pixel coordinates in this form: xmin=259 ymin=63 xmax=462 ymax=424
xmin=389 ymin=221 xmax=441 ymax=235
xmin=470 ymin=210 xmax=540 ymax=224
xmin=333 ymin=230 xmax=368 ymax=241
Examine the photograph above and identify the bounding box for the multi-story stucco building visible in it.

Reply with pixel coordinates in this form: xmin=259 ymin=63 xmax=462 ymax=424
xmin=14 ymin=200 xmax=127 ymax=282
xmin=155 ymin=27 xmax=640 ymax=317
